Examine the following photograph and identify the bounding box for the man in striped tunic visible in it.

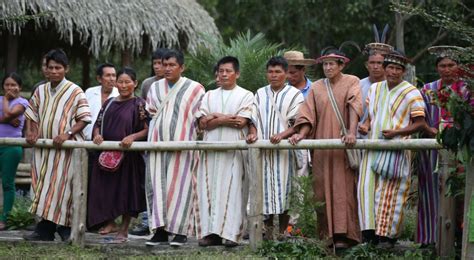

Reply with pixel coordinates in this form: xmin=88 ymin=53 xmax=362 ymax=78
xmin=358 ymin=51 xmax=426 ymax=248
xmin=24 ymin=49 xmax=91 ymax=241
xmin=145 ymin=49 xmax=205 ymax=247
xmin=195 ymin=56 xmax=253 ymax=247
xmin=247 ymin=56 xmax=304 ymax=239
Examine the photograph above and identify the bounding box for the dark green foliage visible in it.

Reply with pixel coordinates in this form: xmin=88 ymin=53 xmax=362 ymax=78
xmin=259 ymin=239 xmax=329 ymax=259
xmin=6 ymin=196 xmax=34 ymax=230
xmin=185 ymin=31 xmax=283 ymax=92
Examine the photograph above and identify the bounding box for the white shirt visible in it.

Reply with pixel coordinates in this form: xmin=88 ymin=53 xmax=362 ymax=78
xmin=83 ymin=85 xmax=119 ymax=140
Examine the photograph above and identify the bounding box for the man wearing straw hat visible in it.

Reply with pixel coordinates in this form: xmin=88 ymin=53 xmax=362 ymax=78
xmin=283 ymin=51 xmax=316 ymax=98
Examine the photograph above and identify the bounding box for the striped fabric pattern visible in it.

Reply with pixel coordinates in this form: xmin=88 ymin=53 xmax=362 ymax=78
xmin=25 ymin=79 xmax=91 ymax=226
xmin=194 ymin=86 xmax=253 ymax=242
xmin=358 ymin=80 xmax=425 ymax=237
xmin=251 ymin=85 xmax=304 ymax=215
xmin=146 ymin=77 xmax=205 ymax=236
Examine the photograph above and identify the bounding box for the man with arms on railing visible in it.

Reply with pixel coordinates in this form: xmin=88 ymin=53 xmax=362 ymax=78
xmin=247 ymin=56 xmax=304 ymax=240
xmin=195 ymin=56 xmax=253 ymax=247
xmin=24 ymin=49 xmax=91 ymax=241
xmin=357 ymin=51 xmax=426 ymax=248
xmin=145 ymin=49 xmax=205 ymax=247
xmin=290 ymin=47 xmax=363 ymax=250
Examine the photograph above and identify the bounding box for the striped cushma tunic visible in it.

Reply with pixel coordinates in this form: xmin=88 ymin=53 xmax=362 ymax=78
xmin=417 ymin=79 xmax=472 ymax=244
xmin=252 ymin=84 xmax=304 ymax=215
xmin=194 ymin=86 xmax=253 ymax=242
xmin=360 ymin=80 xmax=425 ymax=238
xmin=146 ymin=77 xmax=205 ymax=236
xmin=25 ymin=79 xmax=91 ymax=226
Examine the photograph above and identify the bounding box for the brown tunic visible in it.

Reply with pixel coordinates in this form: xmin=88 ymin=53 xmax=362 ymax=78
xmin=294 ymin=74 xmax=363 ymax=243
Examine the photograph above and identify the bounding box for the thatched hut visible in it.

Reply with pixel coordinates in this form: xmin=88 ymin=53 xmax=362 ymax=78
xmin=0 ymin=0 xmax=220 ymax=88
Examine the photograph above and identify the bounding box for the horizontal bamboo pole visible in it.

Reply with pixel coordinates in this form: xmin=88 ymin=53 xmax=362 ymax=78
xmin=0 ymin=138 xmax=443 ymax=151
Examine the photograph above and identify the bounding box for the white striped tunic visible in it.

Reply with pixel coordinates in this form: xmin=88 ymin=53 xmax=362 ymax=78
xmin=146 ymin=77 xmax=205 ymax=236
xmin=194 ymin=86 xmax=253 ymax=242
xmin=251 ymin=84 xmax=304 ymax=215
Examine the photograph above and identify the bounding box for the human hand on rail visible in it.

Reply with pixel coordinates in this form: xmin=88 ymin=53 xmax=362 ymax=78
xmin=270 ymin=133 xmax=284 ymax=144
xmin=358 ymin=123 xmax=369 ymax=135
xmin=93 ymin=134 xmax=104 ymax=145
xmin=25 ymin=131 xmax=38 ymax=144
xmin=382 ymin=129 xmax=398 ymax=139
xmin=289 ymin=133 xmax=304 ymax=145
xmin=342 ymin=133 xmax=356 ymax=147
xmin=120 ymin=135 xmax=134 ymax=148
xmin=424 ymin=127 xmax=438 ymax=138
xmin=246 ymin=133 xmax=257 ymax=144
xmin=53 ymin=133 xmax=70 ymax=148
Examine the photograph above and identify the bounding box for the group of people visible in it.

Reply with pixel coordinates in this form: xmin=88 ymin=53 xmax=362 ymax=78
xmin=0 ymin=38 xmax=471 ymax=251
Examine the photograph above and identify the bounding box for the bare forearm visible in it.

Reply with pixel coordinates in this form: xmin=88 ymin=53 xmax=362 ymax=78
xmin=349 ymin=107 xmax=358 ymax=135
xmin=297 ymin=123 xmax=311 ymax=138
xmin=279 ymin=127 xmax=297 ymax=139
xmin=130 ymin=125 xmax=149 ymax=141
xmin=394 ymin=117 xmax=426 ymax=137
xmin=68 ymin=120 xmax=88 ymax=135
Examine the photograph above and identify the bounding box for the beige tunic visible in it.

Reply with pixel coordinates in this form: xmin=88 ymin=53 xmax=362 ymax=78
xmin=294 ymin=74 xmax=362 ymax=243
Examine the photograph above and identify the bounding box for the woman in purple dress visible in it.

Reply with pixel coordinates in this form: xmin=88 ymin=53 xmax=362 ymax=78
xmin=0 ymin=73 xmax=29 ymax=230
xmin=87 ymin=67 xmax=149 ymax=243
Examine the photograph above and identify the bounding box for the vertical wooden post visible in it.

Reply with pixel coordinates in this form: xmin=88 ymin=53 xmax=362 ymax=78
xmin=462 ymin=157 xmax=474 ymax=259
xmin=437 ymin=150 xmax=456 ymax=257
xmin=70 ymin=149 xmax=88 ymax=247
xmin=6 ymin=33 xmax=18 ymax=74
xmin=248 ymin=148 xmax=263 ymax=251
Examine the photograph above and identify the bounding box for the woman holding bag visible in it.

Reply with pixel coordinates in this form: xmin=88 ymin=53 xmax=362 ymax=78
xmin=87 ymin=67 xmax=149 ymax=243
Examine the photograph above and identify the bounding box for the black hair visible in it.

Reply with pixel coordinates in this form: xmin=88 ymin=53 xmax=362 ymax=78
xmin=45 ymin=49 xmax=69 ymax=67
xmin=2 ymin=72 xmax=22 ymax=89
xmin=435 ymin=56 xmax=458 ymax=67
xmin=213 ymin=64 xmax=219 ymax=75
xmin=152 ymin=48 xmax=168 ymax=61
xmin=266 ymin=56 xmax=288 ymax=71
xmin=96 ymin=62 xmax=116 ymax=77
xmin=216 ymin=56 xmax=240 ymax=72
xmin=117 ymin=67 xmax=137 ymax=81
xmin=163 ymin=49 xmax=184 ymax=66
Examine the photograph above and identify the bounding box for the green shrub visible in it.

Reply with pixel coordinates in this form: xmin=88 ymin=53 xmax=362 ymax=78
xmin=6 ymin=196 xmax=35 ymax=230
xmin=288 ymin=174 xmax=324 ymax=238
xmin=259 ymin=239 xmax=329 ymax=259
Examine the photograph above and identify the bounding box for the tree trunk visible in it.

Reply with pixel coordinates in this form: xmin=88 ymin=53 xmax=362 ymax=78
xmin=121 ymin=49 xmax=132 ymax=67
xmin=6 ymin=33 xmax=19 ymax=74
xmin=81 ymin=49 xmax=91 ymax=90
xmin=395 ymin=12 xmax=405 ymax=53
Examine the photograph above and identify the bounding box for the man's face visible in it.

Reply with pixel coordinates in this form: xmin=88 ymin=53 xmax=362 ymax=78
xmin=41 ymin=58 xmax=49 ymax=79
xmin=385 ymin=63 xmax=405 ymax=86
xmin=366 ymin=54 xmax=385 ymax=79
xmin=163 ymin=57 xmax=184 ymax=83
xmin=436 ymin=58 xmax=459 ymax=83
xmin=97 ymin=67 xmax=116 ymax=92
xmin=266 ymin=65 xmax=287 ymax=89
xmin=287 ymin=65 xmax=305 ymax=86
xmin=47 ymin=60 xmax=68 ymax=83
xmin=218 ymin=63 xmax=239 ymax=89
xmin=323 ymin=59 xmax=344 ymax=79
xmin=153 ymin=58 xmax=164 ymax=78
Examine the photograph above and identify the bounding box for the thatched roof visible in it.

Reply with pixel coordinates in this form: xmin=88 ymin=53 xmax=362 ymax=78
xmin=0 ymin=0 xmax=221 ymax=57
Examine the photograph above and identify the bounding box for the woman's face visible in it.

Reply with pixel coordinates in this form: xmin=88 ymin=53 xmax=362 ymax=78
xmin=3 ymin=77 xmax=21 ymax=99
xmin=116 ymin=73 xmax=137 ymax=99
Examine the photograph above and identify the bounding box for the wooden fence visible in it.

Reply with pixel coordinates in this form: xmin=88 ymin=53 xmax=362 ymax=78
xmin=0 ymin=137 xmax=472 ymax=258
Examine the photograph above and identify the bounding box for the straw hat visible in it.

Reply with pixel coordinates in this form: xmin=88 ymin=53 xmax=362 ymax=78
xmin=315 ymin=53 xmax=350 ymax=64
xmin=283 ymin=51 xmax=316 ymax=66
